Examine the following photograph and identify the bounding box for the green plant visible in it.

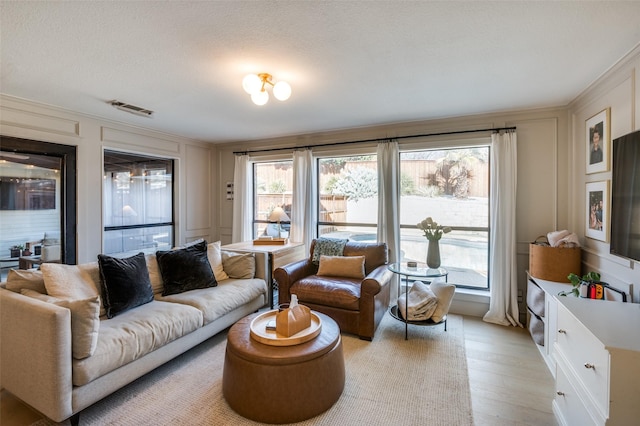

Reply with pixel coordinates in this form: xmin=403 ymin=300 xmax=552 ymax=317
xmin=559 ymin=271 xmax=601 ymax=297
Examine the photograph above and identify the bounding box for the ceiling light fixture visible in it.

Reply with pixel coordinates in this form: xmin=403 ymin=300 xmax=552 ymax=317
xmin=242 ymin=73 xmax=291 ymax=106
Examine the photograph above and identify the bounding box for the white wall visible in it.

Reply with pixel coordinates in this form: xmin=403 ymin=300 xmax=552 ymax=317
xmin=568 ymin=44 xmax=640 ymax=303
xmin=0 ymin=95 xmax=218 ymax=264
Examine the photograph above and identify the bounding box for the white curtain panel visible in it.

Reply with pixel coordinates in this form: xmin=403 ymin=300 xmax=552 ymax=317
xmin=483 ymin=131 xmax=521 ymax=327
xmin=377 ymin=141 xmax=400 ymax=299
xmin=231 ymin=154 xmax=252 ymax=243
xmin=292 ymin=149 xmax=316 ymax=253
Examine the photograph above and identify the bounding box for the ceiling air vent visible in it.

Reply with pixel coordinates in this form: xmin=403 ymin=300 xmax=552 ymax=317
xmin=108 ymin=100 xmax=154 ymax=117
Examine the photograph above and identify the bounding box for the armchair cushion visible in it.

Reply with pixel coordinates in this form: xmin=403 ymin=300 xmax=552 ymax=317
xmin=291 ymin=276 xmax=361 ymax=310
xmin=311 ymin=237 xmax=348 ymax=265
xmin=317 ymin=255 xmax=365 ymax=279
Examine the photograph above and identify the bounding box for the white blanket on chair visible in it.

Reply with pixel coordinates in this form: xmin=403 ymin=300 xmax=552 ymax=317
xmin=397 ymin=280 xmax=438 ymax=321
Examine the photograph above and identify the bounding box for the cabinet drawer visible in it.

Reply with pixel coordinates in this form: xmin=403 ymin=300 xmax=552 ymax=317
xmin=556 ymin=303 xmax=610 ymax=417
xmin=555 ymin=365 xmax=598 ymax=426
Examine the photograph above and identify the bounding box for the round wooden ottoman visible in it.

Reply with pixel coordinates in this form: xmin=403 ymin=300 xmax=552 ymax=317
xmin=222 ymin=311 xmax=345 ymax=424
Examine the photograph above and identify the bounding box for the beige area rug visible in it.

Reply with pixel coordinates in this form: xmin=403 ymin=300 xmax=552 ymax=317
xmin=32 ymin=313 xmax=473 ymax=426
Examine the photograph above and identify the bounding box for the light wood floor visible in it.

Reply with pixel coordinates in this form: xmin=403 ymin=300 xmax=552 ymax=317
xmin=1 ymin=315 xmax=557 ymax=426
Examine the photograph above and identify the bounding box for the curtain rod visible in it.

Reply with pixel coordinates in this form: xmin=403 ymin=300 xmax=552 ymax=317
xmin=233 ymin=126 xmax=516 ymax=155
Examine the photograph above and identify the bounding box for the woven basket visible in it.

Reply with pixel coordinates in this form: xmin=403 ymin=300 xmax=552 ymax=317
xmin=529 ymin=236 xmax=581 ymax=283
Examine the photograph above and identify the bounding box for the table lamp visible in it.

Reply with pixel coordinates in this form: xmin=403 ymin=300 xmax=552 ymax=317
xmin=268 ymin=207 xmax=290 ymax=239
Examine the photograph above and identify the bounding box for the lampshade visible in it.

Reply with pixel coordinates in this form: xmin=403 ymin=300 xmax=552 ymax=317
xmin=273 ymin=81 xmax=292 ymax=101
xmin=122 ymin=205 xmax=137 ymax=217
xmin=242 ymin=74 xmax=262 ymax=95
xmin=251 ymin=90 xmax=269 ymax=106
xmin=268 ymin=206 xmax=290 ymax=222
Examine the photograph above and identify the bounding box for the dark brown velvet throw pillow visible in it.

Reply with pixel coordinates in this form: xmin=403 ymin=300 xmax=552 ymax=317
xmin=156 ymin=240 xmax=217 ymax=296
xmin=98 ymin=252 xmax=154 ymax=318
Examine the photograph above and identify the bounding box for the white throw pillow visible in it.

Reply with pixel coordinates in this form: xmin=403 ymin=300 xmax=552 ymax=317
xmin=41 ymin=263 xmax=104 ymax=316
xmin=21 ymin=289 xmax=100 ymax=359
xmin=6 ymin=269 xmax=46 ymax=294
xmin=221 ymin=251 xmax=255 ymax=279
xmin=207 ymin=241 xmax=229 ymax=281
xmin=429 ymin=279 xmax=456 ymax=323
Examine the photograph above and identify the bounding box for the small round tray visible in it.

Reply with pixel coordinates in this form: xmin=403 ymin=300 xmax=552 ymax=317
xmin=250 ymin=309 xmax=322 ymax=346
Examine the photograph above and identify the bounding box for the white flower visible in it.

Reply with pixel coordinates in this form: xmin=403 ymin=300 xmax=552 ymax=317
xmin=417 ymin=216 xmax=451 ymax=241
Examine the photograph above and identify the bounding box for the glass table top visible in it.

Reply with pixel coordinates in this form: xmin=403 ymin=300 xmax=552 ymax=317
xmin=387 ymin=262 xmax=448 ymax=278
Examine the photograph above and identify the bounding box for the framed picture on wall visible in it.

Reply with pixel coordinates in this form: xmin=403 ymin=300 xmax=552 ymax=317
xmin=585 ymin=180 xmax=609 ymax=242
xmin=585 ymin=108 xmax=610 ymax=174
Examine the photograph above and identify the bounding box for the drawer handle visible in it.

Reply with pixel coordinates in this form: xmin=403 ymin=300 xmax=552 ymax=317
xmin=558 ymin=329 xmax=567 ymax=334
xmin=584 ymin=363 xmax=595 ymax=369
xmin=556 ymin=391 xmax=565 ymax=396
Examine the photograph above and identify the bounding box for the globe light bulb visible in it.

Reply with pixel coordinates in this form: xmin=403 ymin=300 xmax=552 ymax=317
xmin=251 ymin=90 xmax=269 ymax=106
xmin=242 ymin=74 xmax=262 ymax=95
xmin=273 ymin=81 xmax=292 ymax=101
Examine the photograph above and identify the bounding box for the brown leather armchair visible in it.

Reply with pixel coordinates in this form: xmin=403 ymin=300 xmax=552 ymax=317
xmin=274 ymin=240 xmax=393 ymax=341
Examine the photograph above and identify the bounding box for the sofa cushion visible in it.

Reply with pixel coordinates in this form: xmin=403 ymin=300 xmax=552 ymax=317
xmin=207 ymin=241 xmax=229 ymax=281
xmin=317 ymin=255 xmax=365 ymax=279
xmin=145 ymin=253 xmax=164 ymax=295
xmin=20 ymin=289 xmax=100 ymax=359
xmin=72 ymin=300 xmax=204 ymax=386
xmin=158 ymin=278 xmax=267 ymax=325
xmin=41 ymin=262 xmax=104 ymax=315
xmin=430 ymin=278 xmax=456 ymax=323
xmin=291 ymin=276 xmax=361 ymax=311
xmin=156 ymin=241 xmax=217 ymax=296
xmin=5 ymin=269 xmax=46 ymax=294
xmin=98 ymin=253 xmax=154 ymax=318
xmin=222 ymin=251 xmax=255 ymax=279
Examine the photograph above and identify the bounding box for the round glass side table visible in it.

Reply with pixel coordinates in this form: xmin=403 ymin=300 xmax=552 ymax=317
xmin=387 ymin=262 xmax=449 ymax=340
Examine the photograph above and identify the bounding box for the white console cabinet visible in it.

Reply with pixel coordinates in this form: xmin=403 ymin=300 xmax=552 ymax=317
xmin=526 ymin=275 xmax=569 ymax=375
xmin=553 ymin=296 xmax=640 ymax=425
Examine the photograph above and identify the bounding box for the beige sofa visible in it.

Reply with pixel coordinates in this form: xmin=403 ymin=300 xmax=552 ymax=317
xmin=0 ymin=245 xmax=268 ymax=425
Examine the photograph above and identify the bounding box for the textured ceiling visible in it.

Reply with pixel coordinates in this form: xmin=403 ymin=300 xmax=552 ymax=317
xmin=2 ymin=1 xmax=640 ymax=143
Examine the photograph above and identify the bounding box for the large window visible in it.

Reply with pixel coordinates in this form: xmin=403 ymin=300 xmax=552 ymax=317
xmin=317 ymin=155 xmax=378 ymax=241
xmin=399 ymin=146 xmax=490 ymax=289
xmin=0 ymin=136 xmax=76 ymax=276
xmin=252 ymin=160 xmax=293 ymax=238
xmin=103 ymin=150 xmax=174 ymax=256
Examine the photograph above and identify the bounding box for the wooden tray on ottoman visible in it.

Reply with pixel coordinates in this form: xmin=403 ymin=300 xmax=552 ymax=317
xmin=249 ymin=309 xmax=322 ymax=346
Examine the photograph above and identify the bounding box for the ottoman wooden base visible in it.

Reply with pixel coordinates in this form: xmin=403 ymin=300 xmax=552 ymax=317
xmin=223 ymin=312 xmax=345 ymax=424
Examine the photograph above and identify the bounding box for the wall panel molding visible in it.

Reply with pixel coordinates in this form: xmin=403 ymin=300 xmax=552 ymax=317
xmin=101 ymin=126 xmax=180 ymax=154
xmin=0 ymin=105 xmax=80 ymax=136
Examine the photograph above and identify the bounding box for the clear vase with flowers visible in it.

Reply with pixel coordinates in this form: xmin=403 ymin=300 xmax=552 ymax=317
xmin=416 ymin=217 xmax=451 ymax=268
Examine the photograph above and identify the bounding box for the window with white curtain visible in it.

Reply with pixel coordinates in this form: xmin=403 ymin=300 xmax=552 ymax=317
xmin=103 ymin=150 xmax=174 ymax=256
xmin=399 ymin=145 xmax=490 ymax=289
xmin=317 ymin=154 xmax=378 ymax=241
xmin=252 ymin=160 xmax=293 ymax=239
xmin=244 ymin=142 xmax=490 ymax=290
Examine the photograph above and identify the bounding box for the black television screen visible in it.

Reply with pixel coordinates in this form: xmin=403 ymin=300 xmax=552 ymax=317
xmin=0 ymin=177 xmax=56 ymax=210
xmin=610 ymin=129 xmax=640 ymax=262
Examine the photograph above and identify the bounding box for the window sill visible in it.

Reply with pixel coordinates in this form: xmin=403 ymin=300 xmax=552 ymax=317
xmin=454 ymin=288 xmax=490 ymax=303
